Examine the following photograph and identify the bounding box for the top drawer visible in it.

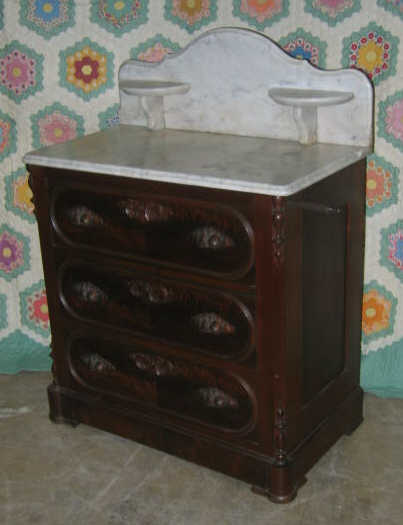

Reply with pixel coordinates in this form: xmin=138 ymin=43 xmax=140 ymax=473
xmin=50 ymin=185 xmax=255 ymax=280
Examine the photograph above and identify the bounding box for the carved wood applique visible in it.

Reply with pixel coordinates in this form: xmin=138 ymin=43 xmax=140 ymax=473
xmin=130 ymin=352 xmax=176 ymax=377
xmin=191 ymin=312 xmax=235 ymax=335
xmin=272 ymin=197 xmax=286 ymax=267
xmin=67 ymin=205 xmax=104 ymax=227
xmin=80 ymin=352 xmax=116 ymax=373
xmin=130 ymin=351 xmax=215 ymax=382
xmin=129 ymin=280 xmax=175 ymax=305
xmin=196 ymin=387 xmax=239 ymax=409
xmin=190 ymin=226 xmax=235 ymax=250
xmin=72 ymin=281 xmax=108 ymax=306
xmin=119 ymin=198 xmax=174 ymax=223
xmin=273 ymin=406 xmax=288 ymax=466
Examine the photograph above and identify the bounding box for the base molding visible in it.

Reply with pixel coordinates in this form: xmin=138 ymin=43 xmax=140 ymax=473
xmin=48 ymin=383 xmax=81 ymax=427
xmin=47 ymin=383 xmax=363 ymax=502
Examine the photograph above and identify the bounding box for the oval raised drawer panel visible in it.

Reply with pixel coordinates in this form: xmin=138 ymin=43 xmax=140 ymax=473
xmin=60 ymin=263 xmax=255 ymax=361
xmin=51 ymin=188 xmax=254 ymax=279
xmin=68 ymin=337 xmax=255 ymax=433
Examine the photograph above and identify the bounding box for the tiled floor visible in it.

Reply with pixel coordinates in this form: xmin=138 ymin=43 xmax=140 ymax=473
xmin=1 ymin=372 xmax=403 ymax=525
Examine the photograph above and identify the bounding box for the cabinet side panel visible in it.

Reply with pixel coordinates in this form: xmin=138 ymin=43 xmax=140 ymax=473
xmin=291 ymin=159 xmax=366 ymax=438
xmin=301 ymin=208 xmax=347 ymax=403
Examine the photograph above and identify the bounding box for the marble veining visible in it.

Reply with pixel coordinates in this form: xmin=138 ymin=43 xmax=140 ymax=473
xmin=118 ymin=28 xmax=373 ymax=148
xmin=24 ymin=125 xmax=369 ymax=197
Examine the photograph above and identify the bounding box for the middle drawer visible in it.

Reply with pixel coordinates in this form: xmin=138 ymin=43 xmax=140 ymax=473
xmin=58 ymin=259 xmax=255 ymax=363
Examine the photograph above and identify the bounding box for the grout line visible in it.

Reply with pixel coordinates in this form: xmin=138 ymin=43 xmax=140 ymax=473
xmin=87 ymin=446 xmax=144 ymax=509
xmin=4 ymin=478 xmax=10 ymax=525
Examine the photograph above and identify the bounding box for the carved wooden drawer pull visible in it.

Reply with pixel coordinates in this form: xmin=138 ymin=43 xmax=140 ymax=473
xmin=80 ymin=352 xmax=116 ymax=373
xmin=191 ymin=312 xmax=235 ymax=335
xmin=190 ymin=226 xmax=235 ymax=250
xmin=72 ymin=281 xmax=108 ymax=305
xmin=196 ymin=387 xmax=239 ymax=409
xmin=67 ymin=205 xmax=104 ymax=227
xmin=119 ymin=199 xmax=174 ymax=223
xmin=130 ymin=352 xmax=176 ymax=377
xmin=129 ymin=280 xmax=175 ymax=304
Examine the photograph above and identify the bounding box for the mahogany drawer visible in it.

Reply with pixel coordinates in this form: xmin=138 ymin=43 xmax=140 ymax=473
xmin=58 ymin=259 xmax=256 ymax=363
xmin=50 ymin=183 xmax=255 ymax=281
xmin=66 ymin=334 xmax=257 ymax=437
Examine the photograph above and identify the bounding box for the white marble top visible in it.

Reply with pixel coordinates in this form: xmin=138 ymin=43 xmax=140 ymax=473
xmin=24 ymin=124 xmax=369 ymax=197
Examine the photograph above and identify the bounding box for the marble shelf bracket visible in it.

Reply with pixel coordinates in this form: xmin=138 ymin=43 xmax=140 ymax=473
xmin=119 ymin=80 xmax=191 ymax=130
xmin=268 ymin=88 xmax=354 ymax=145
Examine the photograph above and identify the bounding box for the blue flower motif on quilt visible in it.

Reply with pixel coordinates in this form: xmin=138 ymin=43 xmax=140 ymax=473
xmin=20 ymin=0 xmax=75 ymax=40
xmin=279 ymin=28 xmax=327 ymax=68
xmin=35 ymin=0 xmax=60 ymax=21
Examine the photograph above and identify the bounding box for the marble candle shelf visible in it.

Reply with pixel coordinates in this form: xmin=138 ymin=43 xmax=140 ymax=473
xmin=119 ymin=80 xmax=191 ymax=130
xmin=268 ymin=88 xmax=354 ymax=145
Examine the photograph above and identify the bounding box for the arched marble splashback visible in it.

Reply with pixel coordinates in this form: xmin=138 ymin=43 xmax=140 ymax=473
xmin=119 ymin=28 xmax=373 ymax=147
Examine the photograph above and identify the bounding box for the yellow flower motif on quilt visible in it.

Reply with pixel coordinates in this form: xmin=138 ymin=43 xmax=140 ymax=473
xmin=179 ymin=0 xmax=203 ymax=14
xmin=357 ymin=40 xmax=383 ymax=73
xmin=13 ymin=174 xmax=34 ymax=215
xmin=66 ymin=47 xmax=107 ymax=94
xmin=362 ymin=290 xmax=392 ymax=336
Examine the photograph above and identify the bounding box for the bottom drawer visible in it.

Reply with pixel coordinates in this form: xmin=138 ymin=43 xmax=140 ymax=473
xmin=67 ymin=335 xmax=256 ymax=435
